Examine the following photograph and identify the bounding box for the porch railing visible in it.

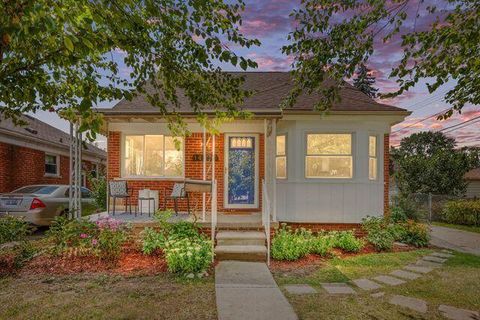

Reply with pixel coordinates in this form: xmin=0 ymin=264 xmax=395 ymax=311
xmin=262 ymin=179 xmax=271 ymax=266
xmin=211 ymin=179 xmax=217 ymax=262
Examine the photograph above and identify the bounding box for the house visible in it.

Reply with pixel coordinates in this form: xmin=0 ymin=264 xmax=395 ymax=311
xmin=99 ymin=72 xmax=409 ymax=230
xmin=464 ymin=168 xmax=480 ymax=199
xmin=0 ymin=114 xmax=107 ymax=193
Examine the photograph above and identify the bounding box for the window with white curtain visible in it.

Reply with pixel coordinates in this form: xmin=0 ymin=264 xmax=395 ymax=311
xmin=369 ymin=135 xmax=377 ymax=180
xmin=276 ymin=135 xmax=287 ymax=179
xmin=305 ymin=133 xmax=353 ymax=178
xmin=124 ymin=135 xmax=183 ymax=177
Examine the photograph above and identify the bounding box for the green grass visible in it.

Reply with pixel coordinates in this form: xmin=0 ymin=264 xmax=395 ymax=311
xmin=0 ymin=273 xmax=217 ymax=320
xmin=275 ymin=250 xmax=480 ymax=319
xmin=274 ymin=249 xmax=431 ymax=287
xmin=432 ymin=221 xmax=480 ymax=234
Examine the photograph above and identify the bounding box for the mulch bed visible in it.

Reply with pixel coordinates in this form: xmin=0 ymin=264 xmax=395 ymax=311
xmin=19 ymin=244 xmax=168 ymax=276
xmin=270 ymin=243 xmax=418 ymax=273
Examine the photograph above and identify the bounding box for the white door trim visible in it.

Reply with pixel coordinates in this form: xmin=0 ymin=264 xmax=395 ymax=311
xmin=224 ymin=133 xmax=260 ymax=209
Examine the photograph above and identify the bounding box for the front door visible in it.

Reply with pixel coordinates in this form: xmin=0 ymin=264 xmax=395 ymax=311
xmin=224 ymin=134 xmax=259 ymax=209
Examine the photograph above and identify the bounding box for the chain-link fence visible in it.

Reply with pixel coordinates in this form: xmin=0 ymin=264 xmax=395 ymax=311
xmin=390 ymin=193 xmax=464 ymax=224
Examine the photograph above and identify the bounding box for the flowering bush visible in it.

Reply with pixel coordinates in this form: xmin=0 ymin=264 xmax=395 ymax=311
xmin=141 ymin=227 xmax=166 ymax=255
xmin=399 ymin=220 xmax=430 ymax=247
xmin=309 ymin=233 xmax=335 ymax=256
xmin=47 ymin=216 xmax=128 ymax=260
xmin=164 ymin=236 xmax=213 ymax=274
xmin=271 ymin=225 xmax=312 ymax=260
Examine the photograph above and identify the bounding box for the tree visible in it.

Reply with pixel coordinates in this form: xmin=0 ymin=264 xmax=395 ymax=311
xmin=0 ymin=0 xmax=259 ymax=139
xmin=391 ymin=131 xmax=474 ymax=196
xmin=282 ymin=0 xmax=479 ymax=117
xmin=353 ymin=64 xmax=378 ymax=98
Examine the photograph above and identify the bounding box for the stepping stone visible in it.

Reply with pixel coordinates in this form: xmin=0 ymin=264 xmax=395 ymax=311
xmin=404 ymin=265 xmax=433 ymax=274
xmin=389 ymin=295 xmax=427 ymax=313
xmin=321 ymin=283 xmax=356 ymax=294
xmin=371 ymin=292 xmax=385 ymax=298
xmin=423 ymin=255 xmax=447 ymax=263
xmin=352 ymin=278 xmax=382 ymax=291
xmin=416 ymin=259 xmax=442 ymax=268
xmin=431 ymin=252 xmax=453 ymax=258
xmin=284 ymin=284 xmax=317 ymax=295
xmin=372 ymin=275 xmax=406 ymax=286
xmin=439 ymin=304 xmax=480 ymax=320
xmin=442 ymin=249 xmax=453 ymax=253
xmin=390 ymin=269 xmax=421 ymax=280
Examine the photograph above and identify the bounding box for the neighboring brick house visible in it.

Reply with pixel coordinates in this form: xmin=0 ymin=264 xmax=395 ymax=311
xmin=99 ymin=72 xmax=410 ymax=226
xmin=0 ymin=115 xmax=106 ymax=193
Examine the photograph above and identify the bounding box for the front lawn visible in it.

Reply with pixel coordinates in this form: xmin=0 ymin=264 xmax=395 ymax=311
xmin=274 ymin=250 xmax=480 ymax=319
xmin=432 ymin=221 xmax=480 ymax=234
xmin=0 ymin=273 xmax=217 ymax=320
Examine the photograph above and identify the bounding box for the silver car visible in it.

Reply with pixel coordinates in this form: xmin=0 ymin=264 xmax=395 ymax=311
xmin=0 ymin=185 xmax=96 ymax=226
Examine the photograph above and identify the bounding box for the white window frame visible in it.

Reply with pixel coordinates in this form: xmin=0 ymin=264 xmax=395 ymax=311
xmin=44 ymin=153 xmax=60 ymax=177
xmin=304 ymin=133 xmax=354 ymax=179
xmin=369 ymin=135 xmax=378 ymax=180
xmin=276 ymin=134 xmax=287 ymax=179
xmin=121 ymin=134 xmax=185 ymax=179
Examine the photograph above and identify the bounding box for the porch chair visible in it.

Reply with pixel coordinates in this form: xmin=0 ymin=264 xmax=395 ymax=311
xmin=108 ymin=180 xmax=132 ymax=215
xmin=163 ymin=183 xmax=191 ymax=215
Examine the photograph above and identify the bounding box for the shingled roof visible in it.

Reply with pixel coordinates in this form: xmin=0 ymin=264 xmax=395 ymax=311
xmin=0 ymin=114 xmax=106 ymax=159
xmin=100 ymin=72 xmax=408 ymax=116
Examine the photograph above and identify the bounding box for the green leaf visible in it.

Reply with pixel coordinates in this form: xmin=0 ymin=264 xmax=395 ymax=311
xmin=64 ymin=37 xmax=74 ymax=52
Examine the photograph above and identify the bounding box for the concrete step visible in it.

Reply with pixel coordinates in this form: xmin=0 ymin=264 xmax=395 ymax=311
xmin=215 ymin=245 xmax=267 ymax=262
xmin=216 ymin=231 xmax=266 ymax=246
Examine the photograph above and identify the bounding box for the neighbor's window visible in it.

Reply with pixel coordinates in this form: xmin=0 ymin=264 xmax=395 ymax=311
xmin=124 ymin=135 xmax=184 ymax=177
xmin=45 ymin=154 xmax=59 ymax=175
xmin=276 ymin=135 xmax=287 ymax=179
xmin=305 ymin=134 xmax=353 ymax=178
xmin=369 ymin=135 xmax=377 ymax=180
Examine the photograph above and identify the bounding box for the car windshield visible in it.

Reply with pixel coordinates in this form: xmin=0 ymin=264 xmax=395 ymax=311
xmin=12 ymin=186 xmax=59 ymax=194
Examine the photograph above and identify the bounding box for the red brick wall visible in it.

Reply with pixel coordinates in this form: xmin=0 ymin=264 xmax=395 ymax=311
xmin=0 ymin=142 xmax=99 ymax=193
xmin=384 ymin=134 xmax=390 ymax=217
xmin=107 ymin=131 xmax=265 ymax=214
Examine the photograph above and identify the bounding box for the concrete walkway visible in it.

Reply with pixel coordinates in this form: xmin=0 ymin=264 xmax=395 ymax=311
xmin=430 ymin=225 xmax=480 ymax=255
xmin=215 ymin=261 xmax=297 ymax=320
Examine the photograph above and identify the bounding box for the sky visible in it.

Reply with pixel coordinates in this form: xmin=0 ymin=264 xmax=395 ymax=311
xmin=31 ymin=0 xmax=479 ymax=150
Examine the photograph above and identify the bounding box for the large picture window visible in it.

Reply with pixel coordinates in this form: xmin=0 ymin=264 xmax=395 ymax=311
xmin=369 ymin=135 xmax=377 ymax=180
xmin=124 ymin=135 xmax=183 ymax=177
xmin=305 ymin=134 xmax=353 ymax=178
xmin=276 ymin=135 xmax=287 ymax=179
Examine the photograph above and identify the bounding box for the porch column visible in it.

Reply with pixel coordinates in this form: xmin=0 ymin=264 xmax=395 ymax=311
xmin=272 ymin=119 xmax=277 ymax=221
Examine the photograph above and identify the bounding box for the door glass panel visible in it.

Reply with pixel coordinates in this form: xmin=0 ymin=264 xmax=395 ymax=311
xmin=228 ymin=136 xmax=255 ymax=205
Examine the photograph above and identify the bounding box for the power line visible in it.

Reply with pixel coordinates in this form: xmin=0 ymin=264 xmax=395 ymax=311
xmin=391 ymin=106 xmax=451 ymax=134
xmin=439 ymin=115 xmax=480 ymax=133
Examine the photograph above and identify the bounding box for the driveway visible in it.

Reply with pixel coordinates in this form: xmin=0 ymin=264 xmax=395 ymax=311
xmin=430 ymin=225 xmax=480 ymax=255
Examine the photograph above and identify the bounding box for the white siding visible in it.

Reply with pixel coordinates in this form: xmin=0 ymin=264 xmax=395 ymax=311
xmin=275 ymin=116 xmax=390 ymax=223
xmin=466 ymin=181 xmax=480 ymax=199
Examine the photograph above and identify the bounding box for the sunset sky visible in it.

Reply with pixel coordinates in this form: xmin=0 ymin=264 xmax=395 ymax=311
xmin=32 ymin=0 xmax=479 ymax=150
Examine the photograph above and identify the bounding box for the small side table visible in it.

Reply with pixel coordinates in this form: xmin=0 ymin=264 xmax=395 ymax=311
xmin=137 ymin=197 xmax=155 ymax=217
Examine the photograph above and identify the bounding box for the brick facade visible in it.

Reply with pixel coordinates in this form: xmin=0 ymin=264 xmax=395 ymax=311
xmin=384 ymin=134 xmax=390 ymax=216
xmin=107 ymin=131 xmax=264 ymax=214
xmin=0 ymin=141 xmax=102 ymax=193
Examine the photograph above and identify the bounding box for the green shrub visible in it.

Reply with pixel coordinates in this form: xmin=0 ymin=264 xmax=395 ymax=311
xmin=362 ymin=216 xmax=396 ymax=251
xmin=271 ymin=225 xmax=312 ymax=260
xmin=390 ymin=206 xmax=408 ymax=223
xmin=94 ymin=218 xmax=129 ymax=261
xmin=309 ymin=234 xmax=335 ymax=256
xmin=0 ymin=215 xmax=33 ymax=244
xmin=392 ymin=194 xmax=423 ymax=221
xmin=169 ymin=221 xmax=201 ymax=241
xmin=88 ymin=175 xmax=107 ymax=211
xmin=442 ymin=199 xmax=480 ymax=226
xmin=399 ymin=220 xmax=430 ymax=247
xmin=164 ymin=236 xmax=213 ymax=274
xmin=332 ymin=230 xmax=364 ymax=253
xmin=141 ymin=228 xmax=165 ymax=255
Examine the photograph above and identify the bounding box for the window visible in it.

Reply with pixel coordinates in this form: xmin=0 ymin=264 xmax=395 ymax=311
xmin=305 ymin=134 xmax=353 ymax=178
xmin=124 ymin=135 xmax=184 ymax=177
xmin=369 ymin=135 xmax=377 ymax=180
xmin=276 ymin=135 xmax=287 ymax=179
xmin=45 ymin=154 xmax=59 ymax=176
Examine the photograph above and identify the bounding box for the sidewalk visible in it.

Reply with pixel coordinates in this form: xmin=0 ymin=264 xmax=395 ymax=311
xmin=430 ymin=225 xmax=480 ymax=255
xmin=215 ymin=261 xmax=297 ymax=320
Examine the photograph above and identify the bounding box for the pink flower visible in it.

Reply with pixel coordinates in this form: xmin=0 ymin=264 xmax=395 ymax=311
xmin=80 ymin=233 xmax=88 ymax=239
xmin=91 ymin=239 xmax=98 ymax=246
